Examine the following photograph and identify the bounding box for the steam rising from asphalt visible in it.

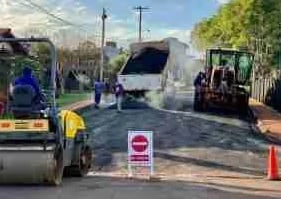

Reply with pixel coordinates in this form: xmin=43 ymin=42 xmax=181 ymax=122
xmin=145 ymin=91 xmax=165 ymax=109
xmin=145 ymin=49 xmax=204 ymax=110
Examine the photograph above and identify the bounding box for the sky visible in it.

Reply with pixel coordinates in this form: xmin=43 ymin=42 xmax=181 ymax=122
xmin=0 ymin=0 xmax=229 ymax=48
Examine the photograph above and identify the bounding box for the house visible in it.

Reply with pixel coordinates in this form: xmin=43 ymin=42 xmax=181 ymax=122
xmin=0 ymin=28 xmax=28 ymax=55
xmin=62 ymin=41 xmax=120 ymax=91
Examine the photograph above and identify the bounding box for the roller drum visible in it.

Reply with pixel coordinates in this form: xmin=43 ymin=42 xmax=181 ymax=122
xmin=0 ymin=146 xmax=63 ymax=185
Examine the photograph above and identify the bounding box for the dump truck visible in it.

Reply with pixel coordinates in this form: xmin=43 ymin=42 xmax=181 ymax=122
xmin=0 ymin=35 xmax=92 ymax=185
xmin=118 ymin=38 xmax=189 ymax=96
xmin=193 ymin=48 xmax=254 ymax=114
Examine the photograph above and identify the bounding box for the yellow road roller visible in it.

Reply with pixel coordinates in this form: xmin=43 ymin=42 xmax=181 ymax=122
xmin=0 ymin=37 xmax=92 ymax=185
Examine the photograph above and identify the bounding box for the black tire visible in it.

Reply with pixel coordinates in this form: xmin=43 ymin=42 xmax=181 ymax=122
xmin=239 ymin=102 xmax=249 ymax=116
xmin=237 ymin=94 xmax=249 ymax=116
xmin=193 ymin=90 xmax=203 ymax=111
xmin=67 ymin=146 xmax=92 ymax=177
xmin=49 ymin=146 xmax=64 ymax=186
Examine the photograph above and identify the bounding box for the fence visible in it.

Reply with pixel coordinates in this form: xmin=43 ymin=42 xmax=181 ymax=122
xmin=251 ymin=72 xmax=281 ymax=112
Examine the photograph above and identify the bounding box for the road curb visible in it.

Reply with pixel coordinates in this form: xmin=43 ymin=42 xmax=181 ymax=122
xmin=62 ymin=98 xmax=116 ymax=115
xmin=61 ymin=100 xmax=93 ymax=113
xmin=248 ymin=101 xmax=281 ymax=145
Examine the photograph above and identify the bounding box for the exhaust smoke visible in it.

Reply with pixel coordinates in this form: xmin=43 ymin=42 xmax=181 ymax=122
xmin=145 ymin=48 xmax=204 ymax=111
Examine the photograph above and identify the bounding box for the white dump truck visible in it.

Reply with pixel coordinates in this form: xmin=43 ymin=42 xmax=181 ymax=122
xmin=118 ymin=38 xmax=189 ymax=95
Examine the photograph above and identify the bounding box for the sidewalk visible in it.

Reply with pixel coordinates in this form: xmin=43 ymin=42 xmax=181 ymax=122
xmin=249 ymin=98 xmax=281 ymax=142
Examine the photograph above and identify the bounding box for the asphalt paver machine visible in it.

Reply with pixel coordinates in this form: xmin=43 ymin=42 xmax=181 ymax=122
xmin=194 ymin=48 xmax=254 ymax=114
xmin=0 ymin=37 xmax=92 ymax=185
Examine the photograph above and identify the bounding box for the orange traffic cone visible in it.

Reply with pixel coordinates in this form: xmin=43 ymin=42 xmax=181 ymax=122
xmin=267 ymin=145 xmax=279 ymax=180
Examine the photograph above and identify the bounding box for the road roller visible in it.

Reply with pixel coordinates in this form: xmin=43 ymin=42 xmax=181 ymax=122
xmin=0 ymin=37 xmax=92 ymax=185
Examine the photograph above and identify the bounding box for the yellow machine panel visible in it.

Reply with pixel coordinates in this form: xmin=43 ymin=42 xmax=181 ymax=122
xmin=0 ymin=120 xmax=49 ymax=132
xmin=59 ymin=110 xmax=86 ymax=139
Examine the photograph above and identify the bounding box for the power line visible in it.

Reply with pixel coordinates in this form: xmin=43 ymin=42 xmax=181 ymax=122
xmin=19 ymin=0 xmax=98 ymax=37
xmin=23 ymin=0 xmax=77 ymax=27
xmin=16 ymin=0 xmax=130 ymax=46
xmin=17 ymin=0 xmax=107 ymax=45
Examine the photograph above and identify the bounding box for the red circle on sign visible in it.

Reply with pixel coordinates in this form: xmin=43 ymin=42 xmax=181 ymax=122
xmin=132 ymin=135 xmax=148 ymax=152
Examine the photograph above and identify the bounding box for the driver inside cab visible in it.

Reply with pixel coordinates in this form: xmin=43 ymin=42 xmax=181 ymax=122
xmin=219 ymin=60 xmax=231 ymax=95
xmin=12 ymin=66 xmax=46 ymax=109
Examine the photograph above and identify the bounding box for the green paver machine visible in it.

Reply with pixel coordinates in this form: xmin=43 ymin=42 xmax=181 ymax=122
xmin=0 ymin=36 xmax=92 ymax=185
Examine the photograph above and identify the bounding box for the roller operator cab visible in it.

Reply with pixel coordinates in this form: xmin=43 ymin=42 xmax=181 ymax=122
xmin=0 ymin=35 xmax=92 ymax=185
xmin=194 ymin=48 xmax=254 ymax=114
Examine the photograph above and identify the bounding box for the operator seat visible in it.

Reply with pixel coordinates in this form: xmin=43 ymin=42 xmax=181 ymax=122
xmin=10 ymin=85 xmax=43 ymax=118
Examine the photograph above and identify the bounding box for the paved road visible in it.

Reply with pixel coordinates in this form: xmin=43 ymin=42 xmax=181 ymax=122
xmin=1 ymin=89 xmax=279 ymax=199
xmin=0 ymin=176 xmax=279 ymax=199
xmin=84 ymin=90 xmax=267 ymax=176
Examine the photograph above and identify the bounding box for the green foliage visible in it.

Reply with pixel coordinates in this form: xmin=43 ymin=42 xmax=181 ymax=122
xmin=191 ymin=0 xmax=254 ymax=50
xmin=107 ymin=51 xmax=129 ymax=75
xmin=0 ymin=113 xmax=14 ymax=119
xmin=32 ymin=43 xmax=51 ymax=67
xmin=0 ymin=42 xmax=45 ymax=97
xmin=13 ymin=56 xmax=42 ymax=78
xmin=191 ymin=0 xmax=281 ymax=70
xmin=0 ymin=56 xmax=42 ymax=92
xmin=0 ymin=59 xmax=11 ymax=91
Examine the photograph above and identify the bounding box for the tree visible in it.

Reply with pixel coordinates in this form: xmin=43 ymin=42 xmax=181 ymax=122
xmin=61 ymin=41 xmax=100 ymax=77
xmin=106 ymin=51 xmax=129 ymax=77
xmin=31 ymin=43 xmax=51 ymax=67
xmin=191 ymin=0 xmax=254 ymax=50
xmin=72 ymin=41 xmax=100 ymax=63
xmin=0 ymin=54 xmax=43 ymax=104
xmin=191 ymin=0 xmax=281 ymax=71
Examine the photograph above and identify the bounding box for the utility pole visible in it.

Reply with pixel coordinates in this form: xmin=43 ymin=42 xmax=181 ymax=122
xmin=279 ymin=22 xmax=281 ymax=70
xmin=100 ymin=8 xmax=107 ymax=81
xmin=133 ymin=6 xmax=149 ymax=42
